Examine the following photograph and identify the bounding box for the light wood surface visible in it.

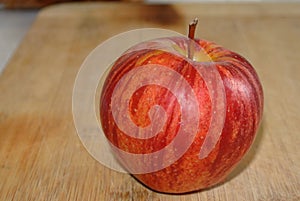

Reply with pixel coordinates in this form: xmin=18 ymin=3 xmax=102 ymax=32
xmin=0 ymin=2 xmax=299 ymax=200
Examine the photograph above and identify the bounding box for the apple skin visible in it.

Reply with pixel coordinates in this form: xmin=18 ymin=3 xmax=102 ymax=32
xmin=100 ymin=37 xmax=264 ymax=194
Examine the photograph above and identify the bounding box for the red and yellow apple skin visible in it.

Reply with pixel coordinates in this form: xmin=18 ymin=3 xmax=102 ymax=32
xmin=100 ymin=37 xmax=264 ymax=193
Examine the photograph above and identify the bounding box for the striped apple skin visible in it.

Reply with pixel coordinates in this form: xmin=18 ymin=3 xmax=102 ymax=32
xmin=100 ymin=38 xmax=263 ymax=193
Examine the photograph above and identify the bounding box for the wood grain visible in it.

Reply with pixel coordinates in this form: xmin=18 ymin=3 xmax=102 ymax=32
xmin=0 ymin=2 xmax=299 ymax=200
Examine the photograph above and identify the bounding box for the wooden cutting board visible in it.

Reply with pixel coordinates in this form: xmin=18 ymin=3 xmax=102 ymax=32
xmin=0 ymin=2 xmax=299 ymax=200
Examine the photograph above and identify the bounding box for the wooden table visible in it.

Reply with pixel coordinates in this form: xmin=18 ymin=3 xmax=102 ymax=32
xmin=0 ymin=2 xmax=299 ymax=200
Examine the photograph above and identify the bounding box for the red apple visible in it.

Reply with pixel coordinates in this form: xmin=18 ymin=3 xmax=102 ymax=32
xmin=99 ymin=20 xmax=263 ymax=193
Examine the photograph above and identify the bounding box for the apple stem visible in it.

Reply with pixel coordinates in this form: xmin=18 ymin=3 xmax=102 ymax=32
xmin=188 ymin=18 xmax=198 ymax=60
